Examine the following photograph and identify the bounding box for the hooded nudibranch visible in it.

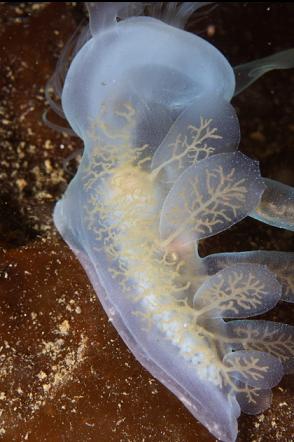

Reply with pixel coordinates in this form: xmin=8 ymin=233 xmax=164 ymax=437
xmin=49 ymin=3 xmax=294 ymax=441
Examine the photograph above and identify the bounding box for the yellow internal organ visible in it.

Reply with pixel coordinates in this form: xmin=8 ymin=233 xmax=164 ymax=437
xmin=110 ymin=163 xmax=154 ymax=204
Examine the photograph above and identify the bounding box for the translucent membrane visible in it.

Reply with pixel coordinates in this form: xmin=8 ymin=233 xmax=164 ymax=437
xmin=51 ymin=3 xmax=294 ymax=442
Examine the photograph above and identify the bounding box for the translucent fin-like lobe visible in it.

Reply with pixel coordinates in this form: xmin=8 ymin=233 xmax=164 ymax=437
xmin=226 ymin=320 xmax=294 ymax=374
xmin=250 ymin=177 xmax=294 ymax=232
xmin=193 ymin=264 xmax=281 ymax=319
xmin=234 ymin=380 xmax=273 ymax=415
xmin=201 ymin=250 xmax=294 ymax=303
xmin=151 ymin=94 xmax=240 ymax=184
xmin=223 ymin=350 xmax=283 ymax=389
xmin=160 ymin=152 xmax=265 ymax=246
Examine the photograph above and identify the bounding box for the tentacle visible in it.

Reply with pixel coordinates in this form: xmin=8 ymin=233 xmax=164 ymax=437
xmin=86 ymin=2 xmax=146 ymax=35
xmin=163 ymin=2 xmax=213 ymax=28
xmin=44 ymin=20 xmax=90 ymax=135
xmin=234 ymin=48 xmax=294 ymax=96
xmin=42 ymin=109 xmax=76 ymax=136
xmin=86 ymin=2 xmax=214 ymax=35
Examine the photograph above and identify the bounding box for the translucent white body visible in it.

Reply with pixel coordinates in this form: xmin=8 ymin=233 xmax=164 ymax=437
xmin=52 ymin=3 xmax=294 ymax=441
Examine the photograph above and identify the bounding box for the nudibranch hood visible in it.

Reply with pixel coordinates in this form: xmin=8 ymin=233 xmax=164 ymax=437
xmin=61 ymin=15 xmax=235 ymax=138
